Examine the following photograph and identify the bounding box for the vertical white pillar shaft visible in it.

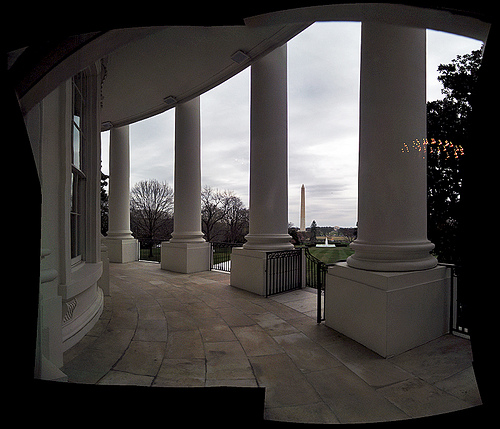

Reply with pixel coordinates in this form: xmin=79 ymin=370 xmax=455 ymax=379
xmin=162 ymin=96 xmax=209 ymax=273
xmin=347 ymin=22 xmax=436 ymax=271
xmin=107 ymin=125 xmax=133 ymax=239
xmin=243 ymin=44 xmax=293 ymax=251
xmin=170 ymin=96 xmax=205 ymax=243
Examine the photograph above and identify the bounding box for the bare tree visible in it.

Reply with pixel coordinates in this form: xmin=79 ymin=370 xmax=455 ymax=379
xmin=201 ymin=186 xmax=248 ymax=243
xmin=338 ymin=227 xmax=357 ymax=243
xmin=130 ymin=179 xmax=174 ymax=255
xmin=222 ymin=192 xmax=248 ymax=243
xmin=201 ymin=186 xmax=227 ymax=242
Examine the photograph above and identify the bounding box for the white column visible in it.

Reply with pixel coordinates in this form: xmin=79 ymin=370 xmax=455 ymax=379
xmin=243 ymin=44 xmax=293 ymax=251
xmin=231 ymin=45 xmax=293 ymax=296
xmin=105 ymin=124 xmax=138 ymax=262
xmin=108 ymin=125 xmax=133 ymax=239
xmin=170 ymin=97 xmax=205 ymax=243
xmin=347 ymin=22 xmax=437 ymax=272
xmin=325 ymin=22 xmax=448 ymax=358
xmin=161 ymin=97 xmax=210 ymax=273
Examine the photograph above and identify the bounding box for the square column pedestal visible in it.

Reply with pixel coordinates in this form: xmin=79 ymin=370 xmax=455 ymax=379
xmin=161 ymin=241 xmax=211 ymax=274
xmin=325 ymin=263 xmax=450 ymax=357
xmin=103 ymin=237 xmax=138 ymax=263
xmin=230 ymin=249 xmax=267 ymax=296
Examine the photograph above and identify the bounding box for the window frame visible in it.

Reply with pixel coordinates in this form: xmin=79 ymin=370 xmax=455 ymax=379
xmin=70 ymin=73 xmax=87 ymax=266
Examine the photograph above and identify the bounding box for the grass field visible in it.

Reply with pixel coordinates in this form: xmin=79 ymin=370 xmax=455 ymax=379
xmin=307 ymin=246 xmax=354 ymax=264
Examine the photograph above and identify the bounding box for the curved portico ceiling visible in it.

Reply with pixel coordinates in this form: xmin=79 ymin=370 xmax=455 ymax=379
xmin=246 ymin=3 xmax=490 ymax=41
xmin=13 ymin=4 xmax=489 ymax=126
xmin=101 ymin=3 xmax=490 ymax=130
xmin=100 ymin=23 xmax=310 ymax=129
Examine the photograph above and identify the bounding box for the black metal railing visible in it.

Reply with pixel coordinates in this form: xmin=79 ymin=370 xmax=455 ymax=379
xmin=440 ymin=263 xmax=468 ymax=336
xmin=305 ymin=248 xmax=334 ymax=323
xmin=265 ymin=249 xmax=302 ymax=297
xmin=210 ymin=242 xmax=244 ymax=272
xmin=138 ymin=239 xmax=162 ymax=262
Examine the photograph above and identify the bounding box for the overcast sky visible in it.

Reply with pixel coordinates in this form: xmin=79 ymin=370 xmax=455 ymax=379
xmin=101 ymin=22 xmax=483 ymax=228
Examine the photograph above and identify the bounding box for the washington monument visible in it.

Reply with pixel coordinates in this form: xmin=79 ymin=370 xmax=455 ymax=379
xmin=300 ymin=184 xmax=306 ymax=231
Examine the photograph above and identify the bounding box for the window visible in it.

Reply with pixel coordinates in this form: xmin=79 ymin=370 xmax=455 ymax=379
xmin=70 ymin=73 xmax=87 ymax=263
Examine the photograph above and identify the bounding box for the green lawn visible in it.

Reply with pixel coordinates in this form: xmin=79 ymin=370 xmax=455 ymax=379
xmin=306 ymin=246 xmax=354 ymax=264
xmin=138 ymin=243 xmax=353 ymax=266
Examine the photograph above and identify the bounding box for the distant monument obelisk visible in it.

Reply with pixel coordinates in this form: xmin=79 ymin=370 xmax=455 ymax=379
xmin=300 ymin=184 xmax=306 ymax=231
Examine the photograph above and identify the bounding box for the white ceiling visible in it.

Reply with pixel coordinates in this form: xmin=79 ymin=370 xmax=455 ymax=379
xmin=100 ymin=23 xmax=310 ymax=129
xmin=100 ymin=3 xmax=490 ymax=130
xmin=16 ymin=4 xmax=489 ymax=125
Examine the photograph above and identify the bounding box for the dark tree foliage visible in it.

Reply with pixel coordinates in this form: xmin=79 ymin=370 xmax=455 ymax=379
xmin=427 ymin=48 xmax=483 ymax=264
xmin=310 ymin=220 xmax=318 ymax=242
xmin=100 ymin=171 xmax=109 ymax=236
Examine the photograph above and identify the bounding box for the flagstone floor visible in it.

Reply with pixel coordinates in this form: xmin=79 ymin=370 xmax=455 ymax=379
xmin=63 ymin=261 xmax=482 ymax=424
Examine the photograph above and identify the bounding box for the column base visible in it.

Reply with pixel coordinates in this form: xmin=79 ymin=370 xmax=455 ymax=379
xmin=98 ymin=241 xmax=110 ymax=296
xmin=325 ymin=262 xmax=450 ymax=357
xmin=230 ymin=248 xmax=267 ymax=296
xmin=242 ymin=234 xmax=294 ymax=251
xmin=103 ymin=237 xmax=138 ymax=263
xmin=347 ymin=240 xmax=437 ymax=271
xmin=170 ymin=231 xmax=206 ymax=243
xmin=161 ymin=241 xmax=211 ymax=274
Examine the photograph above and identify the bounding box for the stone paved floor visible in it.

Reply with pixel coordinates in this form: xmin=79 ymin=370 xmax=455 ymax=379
xmin=63 ymin=262 xmax=482 ymax=424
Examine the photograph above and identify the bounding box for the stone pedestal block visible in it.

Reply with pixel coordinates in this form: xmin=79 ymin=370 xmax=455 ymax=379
xmin=161 ymin=241 xmax=211 ymax=274
xmin=325 ymin=263 xmax=450 ymax=357
xmin=104 ymin=237 xmax=138 ymax=263
xmin=230 ymin=248 xmax=267 ymax=296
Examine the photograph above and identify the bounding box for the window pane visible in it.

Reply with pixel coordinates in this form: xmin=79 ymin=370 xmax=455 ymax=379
xmin=73 ymin=124 xmax=80 ymax=169
xmin=73 ymin=78 xmax=83 ymax=117
xmin=70 ymin=172 xmax=75 ymax=212
xmin=71 ymin=71 xmax=87 ymax=262
xmin=71 ymin=213 xmax=79 ymax=258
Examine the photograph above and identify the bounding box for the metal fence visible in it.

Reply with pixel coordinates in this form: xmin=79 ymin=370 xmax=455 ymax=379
xmin=304 ymin=248 xmax=336 ymax=323
xmin=210 ymin=242 xmax=244 ymax=272
xmin=138 ymin=239 xmax=162 ymax=262
xmin=265 ymin=249 xmax=302 ymax=297
xmin=440 ymin=263 xmax=469 ymax=336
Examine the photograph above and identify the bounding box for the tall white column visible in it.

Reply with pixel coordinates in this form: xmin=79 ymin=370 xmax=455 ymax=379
xmin=243 ymin=44 xmax=293 ymax=251
xmin=108 ymin=125 xmax=133 ymax=239
xmin=105 ymin=124 xmax=138 ymax=262
xmin=170 ymin=97 xmax=205 ymax=243
xmin=347 ymin=22 xmax=437 ymax=272
xmin=161 ymin=97 xmax=210 ymax=273
xmin=325 ymin=23 xmax=448 ymax=358
xmin=231 ymin=45 xmax=293 ymax=295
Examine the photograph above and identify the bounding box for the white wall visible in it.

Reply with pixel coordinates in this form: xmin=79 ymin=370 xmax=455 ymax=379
xmin=27 ymin=65 xmax=105 ymax=379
